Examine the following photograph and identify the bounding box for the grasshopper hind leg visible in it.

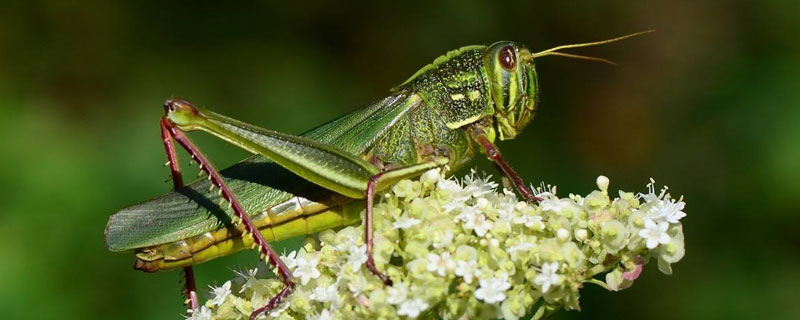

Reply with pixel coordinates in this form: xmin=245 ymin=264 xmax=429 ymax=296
xmin=181 ymin=267 xmax=200 ymax=311
xmin=160 ymin=117 xmax=200 ymax=313
xmin=160 ymin=103 xmax=295 ymax=319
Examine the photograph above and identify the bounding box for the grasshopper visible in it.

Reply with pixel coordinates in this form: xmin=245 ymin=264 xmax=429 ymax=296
xmin=105 ymin=31 xmax=650 ymax=319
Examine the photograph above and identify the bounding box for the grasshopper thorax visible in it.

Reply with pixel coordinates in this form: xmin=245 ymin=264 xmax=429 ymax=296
xmin=483 ymin=41 xmax=538 ymax=140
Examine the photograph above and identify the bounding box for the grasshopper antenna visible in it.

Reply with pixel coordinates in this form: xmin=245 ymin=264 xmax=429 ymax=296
xmin=524 ymin=30 xmax=654 ymax=65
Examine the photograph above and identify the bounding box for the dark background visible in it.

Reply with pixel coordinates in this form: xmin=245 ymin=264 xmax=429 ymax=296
xmin=1 ymin=1 xmax=798 ymax=319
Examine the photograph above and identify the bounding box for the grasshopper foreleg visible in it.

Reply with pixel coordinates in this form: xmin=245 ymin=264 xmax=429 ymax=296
xmin=160 ymin=112 xmax=295 ymax=319
xmin=472 ymin=127 xmax=542 ymax=202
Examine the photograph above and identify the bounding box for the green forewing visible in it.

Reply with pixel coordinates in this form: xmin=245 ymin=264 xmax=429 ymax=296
xmin=105 ymin=92 xmax=418 ymax=251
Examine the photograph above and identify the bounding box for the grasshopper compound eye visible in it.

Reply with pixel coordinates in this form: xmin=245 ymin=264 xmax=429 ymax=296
xmin=498 ymin=45 xmax=516 ymax=70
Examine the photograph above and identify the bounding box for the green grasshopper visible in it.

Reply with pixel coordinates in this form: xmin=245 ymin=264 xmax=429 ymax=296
xmin=105 ymin=31 xmax=650 ymax=319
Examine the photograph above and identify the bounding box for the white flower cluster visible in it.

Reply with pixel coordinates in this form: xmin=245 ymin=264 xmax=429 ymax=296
xmin=190 ymin=170 xmax=686 ymax=320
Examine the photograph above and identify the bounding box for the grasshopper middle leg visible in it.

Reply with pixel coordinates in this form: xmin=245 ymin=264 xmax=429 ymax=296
xmin=363 ymin=160 xmax=449 ymax=285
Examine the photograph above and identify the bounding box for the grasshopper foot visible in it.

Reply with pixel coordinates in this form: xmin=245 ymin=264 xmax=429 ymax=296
xmin=366 ymin=255 xmax=393 ymax=286
xmin=250 ymin=282 xmax=295 ymax=320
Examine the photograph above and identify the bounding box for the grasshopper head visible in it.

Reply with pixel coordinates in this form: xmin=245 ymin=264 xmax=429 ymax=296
xmin=484 ymin=31 xmax=655 ymax=140
xmin=483 ymin=41 xmax=538 ymax=140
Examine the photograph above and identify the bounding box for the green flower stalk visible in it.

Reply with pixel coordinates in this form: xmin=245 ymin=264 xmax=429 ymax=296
xmin=189 ymin=169 xmax=687 ymax=320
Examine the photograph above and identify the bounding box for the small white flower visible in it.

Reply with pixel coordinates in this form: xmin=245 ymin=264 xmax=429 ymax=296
xmin=437 ymin=178 xmax=462 ymax=193
xmin=268 ymin=301 xmax=289 ymax=318
xmin=432 ymin=230 xmax=454 ymax=249
xmin=386 ymin=282 xmax=408 ymax=305
xmin=281 ymin=250 xmax=298 ymax=269
xmin=513 ymin=211 xmax=545 ymax=229
xmin=508 ymin=242 xmax=535 ymax=253
xmin=462 ymin=170 xmax=499 ymax=198
xmin=334 ymin=229 xmax=360 ymax=252
xmin=454 ymin=259 xmax=480 ymax=284
xmin=648 ymin=198 xmax=687 ymax=224
xmin=397 ymin=298 xmax=429 ymax=318
xmin=534 ymin=262 xmax=561 ymax=293
xmin=208 ymin=280 xmax=231 ymax=306
xmin=496 ymin=194 xmax=517 ymax=220
xmin=457 ymin=206 xmax=493 ymax=237
xmin=532 ymin=182 xmax=558 ymax=198
xmin=473 ymin=216 xmax=493 ymax=237
xmin=311 ymin=284 xmax=339 ymax=304
xmin=443 ymin=184 xmax=471 ymax=213
xmin=347 ymin=245 xmax=368 ymax=272
xmin=540 ymin=198 xmax=571 ymax=213
xmin=475 ymin=275 xmax=512 ymax=304
xmin=294 ymin=255 xmax=321 ymax=285
xmin=475 ymin=197 xmax=490 ymax=210
xmin=426 ymin=251 xmax=456 ymax=276
xmin=508 ymin=241 xmax=535 ymax=262
xmin=347 ymin=273 xmax=369 ymax=295
xmin=455 ymin=205 xmax=478 ymax=222
xmin=639 ymin=219 xmax=671 ymax=249
xmin=234 ymin=267 xmax=258 ymax=293
xmin=309 ymin=309 xmax=334 ymax=320
xmin=442 ymin=199 xmax=468 ymax=214
xmin=188 ymin=306 xmax=212 ymax=320
xmin=392 ymin=214 xmax=422 ymax=229
xmin=638 ymin=178 xmax=667 ymax=203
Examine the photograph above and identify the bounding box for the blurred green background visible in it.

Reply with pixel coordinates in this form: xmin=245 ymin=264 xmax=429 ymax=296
xmin=1 ymin=1 xmax=798 ymax=319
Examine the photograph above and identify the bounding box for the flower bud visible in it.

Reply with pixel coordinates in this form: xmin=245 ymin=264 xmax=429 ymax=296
xmin=596 ymin=175 xmax=610 ymax=192
xmin=575 ymin=229 xmax=589 ymax=241
xmin=556 ymin=228 xmax=570 ymax=242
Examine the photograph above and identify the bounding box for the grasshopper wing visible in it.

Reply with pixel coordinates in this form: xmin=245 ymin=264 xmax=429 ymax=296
xmin=105 ymin=92 xmax=421 ymax=251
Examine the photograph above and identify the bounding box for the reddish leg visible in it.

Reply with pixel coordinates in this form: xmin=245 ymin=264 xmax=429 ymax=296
xmin=161 ymin=119 xmax=184 ymax=189
xmin=473 ymin=131 xmax=542 ymax=202
xmin=160 ymin=120 xmax=200 ymax=312
xmin=182 ymin=267 xmax=200 ymax=310
xmin=362 ymin=160 xmax=445 ymax=286
xmin=160 ymin=114 xmax=294 ymax=320
xmin=364 ymin=172 xmax=393 ymax=286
